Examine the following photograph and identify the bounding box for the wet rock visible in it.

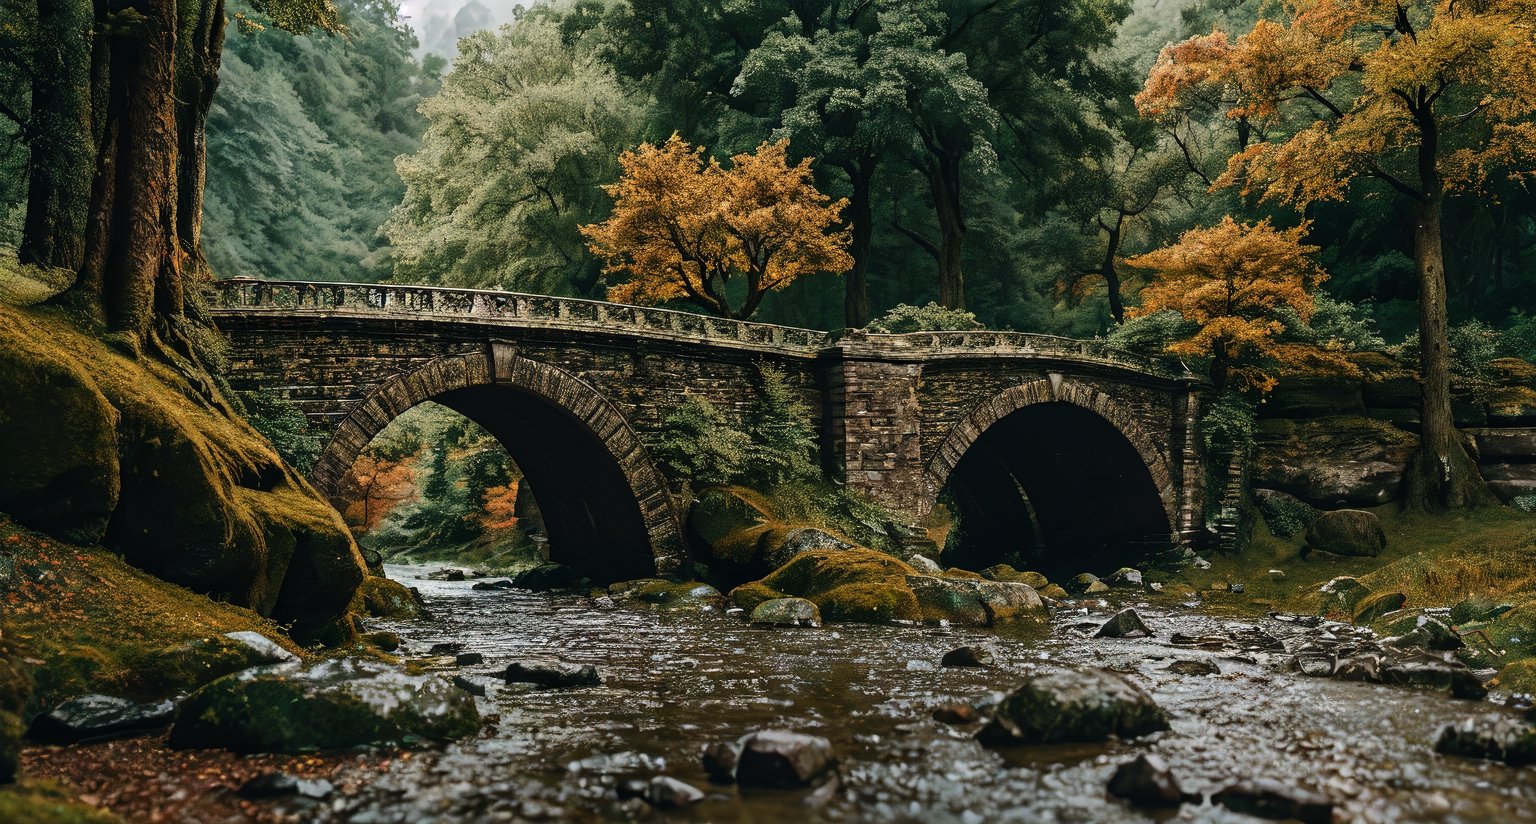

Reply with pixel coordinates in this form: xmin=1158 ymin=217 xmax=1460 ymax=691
xmin=510 ymin=563 xmax=580 ymax=591
xmin=471 ymin=579 xmax=514 ymax=591
xmin=1103 ymin=568 xmax=1143 ymax=588
xmin=1039 ymin=584 xmax=1070 ymax=600
xmin=750 ymin=597 xmax=822 ymax=628
xmin=363 ymin=631 xmax=401 ymax=652
xmin=1333 ymin=654 xmax=1380 ymax=682
xmin=451 ymin=675 xmax=486 ymax=697
xmin=1305 ymin=509 xmax=1386 ymax=557
xmin=1435 ymin=714 xmax=1536 ymax=766
xmin=979 ymin=667 xmax=1169 ymax=746
xmin=498 ymin=661 xmax=601 ymax=689
xmin=455 ymin=652 xmax=485 ymax=666
xmin=974 ymin=580 xmax=1048 ymax=626
xmin=1293 ymin=651 xmax=1338 ymax=678
xmin=932 ymin=702 xmax=983 ymax=724
xmin=223 ymin=631 xmax=300 ymax=666
xmin=237 ymin=771 xmax=334 ymax=800
xmin=1106 ymin=754 xmax=1189 ymax=808
xmin=28 ymin=695 xmax=178 ymax=743
xmin=1381 ymin=656 xmax=1487 ymax=699
xmin=1212 ymin=779 xmax=1332 ymax=823
xmin=907 ymin=575 xmax=989 ymax=626
xmin=981 ymin=564 xmax=1048 ymax=590
xmin=1065 ymin=573 xmax=1110 ymax=595
xmin=906 ymin=554 xmax=943 ymax=574
xmin=615 ymin=778 xmax=648 ymax=800
xmin=735 ymin=730 xmax=834 ymax=788
xmin=428 ymin=642 xmax=463 ymax=655
xmin=644 ymin=776 xmax=704 ymax=808
xmin=1165 ymin=659 xmax=1220 ymax=676
xmin=731 ymin=548 xmax=922 ymax=624
xmin=168 ymin=658 xmax=480 ymax=753
xmin=1094 ymin=608 xmax=1152 ymax=639
xmin=1383 ymin=616 xmax=1463 ymax=651
xmin=1352 ymin=591 xmax=1407 ymax=625
xmin=357 ymin=576 xmax=429 ymax=619
xmin=611 ymin=579 xmax=725 ymax=611
xmin=429 ymin=568 xmax=468 ymax=581
xmin=940 ymin=646 xmax=993 ymax=668
xmin=702 ymin=741 xmax=739 ymax=783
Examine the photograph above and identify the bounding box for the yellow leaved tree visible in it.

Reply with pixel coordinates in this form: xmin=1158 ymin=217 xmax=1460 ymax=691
xmin=1136 ymin=0 xmax=1534 ymax=508
xmin=1127 ymin=217 xmax=1342 ymax=393
xmin=582 ymin=135 xmax=853 ymax=319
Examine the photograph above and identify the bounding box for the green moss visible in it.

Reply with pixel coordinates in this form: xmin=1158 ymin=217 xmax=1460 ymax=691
xmin=728 ymin=582 xmax=786 ymax=611
xmin=1488 ymin=603 xmax=1536 ymax=657
xmin=1496 ymin=658 xmax=1536 ymax=693
xmin=0 ymin=782 xmax=120 ymax=823
xmin=356 ymin=576 xmax=426 ymax=619
xmin=749 ymin=549 xmax=922 ymax=624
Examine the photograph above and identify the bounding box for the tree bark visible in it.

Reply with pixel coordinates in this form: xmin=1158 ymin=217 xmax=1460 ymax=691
xmin=927 ymin=149 xmax=966 ymax=310
xmin=1099 ymin=213 xmax=1126 ymax=323
xmin=19 ymin=0 xmax=95 ymax=272
xmin=843 ymin=160 xmax=873 ymax=328
xmin=1402 ymin=105 xmax=1493 ymax=510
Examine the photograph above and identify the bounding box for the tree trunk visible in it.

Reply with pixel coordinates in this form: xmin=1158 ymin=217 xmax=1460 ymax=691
xmin=1404 ymin=193 xmax=1493 ymax=510
xmin=1099 ymin=214 xmax=1126 ymax=323
xmin=19 ymin=0 xmax=95 ymax=273
xmin=843 ymin=161 xmax=873 ymax=328
xmin=174 ymin=0 xmax=228 ymax=299
xmin=927 ymin=150 xmax=966 ymax=310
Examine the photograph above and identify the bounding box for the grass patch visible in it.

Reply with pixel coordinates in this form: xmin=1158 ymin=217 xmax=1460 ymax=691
xmin=1 ymin=515 xmax=306 ymax=712
xmin=0 ymin=781 xmax=119 ymax=823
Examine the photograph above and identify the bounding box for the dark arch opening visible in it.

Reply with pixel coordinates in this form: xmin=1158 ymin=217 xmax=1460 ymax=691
xmin=429 ymin=384 xmax=656 ymax=583
xmin=939 ymin=401 xmax=1172 ymax=578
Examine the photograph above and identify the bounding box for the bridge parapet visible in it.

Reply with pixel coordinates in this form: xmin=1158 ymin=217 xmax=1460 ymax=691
xmin=211 ymin=279 xmax=1193 ymax=381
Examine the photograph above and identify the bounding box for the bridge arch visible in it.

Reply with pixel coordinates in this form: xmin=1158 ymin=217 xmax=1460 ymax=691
xmin=925 ymin=377 xmax=1177 ymax=575
xmin=310 ymin=345 xmax=684 ymax=580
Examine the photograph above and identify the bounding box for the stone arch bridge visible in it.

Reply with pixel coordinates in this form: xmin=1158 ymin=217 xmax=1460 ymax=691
xmin=211 ymin=280 xmax=1206 ymax=581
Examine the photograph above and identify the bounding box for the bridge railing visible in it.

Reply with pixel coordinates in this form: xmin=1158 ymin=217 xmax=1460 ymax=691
xmin=209 ymin=279 xmax=1193 ymax=380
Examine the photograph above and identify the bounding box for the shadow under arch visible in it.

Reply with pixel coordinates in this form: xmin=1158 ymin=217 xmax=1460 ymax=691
xmin=925 ymin=378 xmax=1177 ymax=577
xmin=310 ymin=345 xmax=684 ymax=581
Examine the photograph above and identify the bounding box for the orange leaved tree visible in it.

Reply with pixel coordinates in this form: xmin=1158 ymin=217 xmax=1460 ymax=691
xmin=1135 ymin=0 xmax=1533 ymax=508
xmin=1126 ymin=217 xmax=1331 ymax=393
xmin=582 ymin=135 xmax=853 ymax=319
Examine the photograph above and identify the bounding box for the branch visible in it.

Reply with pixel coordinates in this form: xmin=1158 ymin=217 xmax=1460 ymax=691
xmin=1367 ymin=163 xmax=1426 ymax=202
xmin=1301 ymin=86 xmax=1345 ymax=119
xmin=1167 ymin=126 xmax=1213 ymax=187
xmin=891 ymin=213 xmax=940 ymax=263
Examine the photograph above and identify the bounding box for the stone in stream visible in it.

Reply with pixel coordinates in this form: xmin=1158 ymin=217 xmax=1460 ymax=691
xmin=510 ymin=563 xmax=580 ymax=591
xmin=237 ymin=772 xmax=335 ymax=800
xmin=498 ymin=661 xmax=601 ymax=689
xmin=932 ymin=702 xmax=983 ymax=725
xmin=451 ymin=675 xmax=487 ymax=697
xmin=939 ymin=646 xmax=993 ymax=668
xmin=27 ymin=694 xmax=178 ymax=743
xmin=1102 ymin=567 xmax=1144 ymax=588
xmin=1292 ymin=651 xmax=1338 ymax=678
xmin=973 ymin=580 xmax=1048 ymax=626
xmin=222 ymin=631 xmax=300 ymax=666
xmin=980 ymin=564 xmax=1048 ymax=590
xmin=1106 ymin=754 xmax=1190 ymax=808
xmin=1094 ymin=608 xmax=1152 ymax=639
xmin=430 ymin=568 xmax=468 ymax=581
xmin=168 ymin=658 xmax=480 ymax=753
xmin=978 ymin=668 xmax=1169 ymax=746
xmin=1164 ymin=659 xmax=1220 ymax=676
xmin=471 ymin=579 xmax=514 ymax=591
xmin=750 ymin=597 xmax=822 ymax=628
xmin=1381 ymin=656 xmax=1487 ymax=699
xmin=643 ymin=776 xmax=705 ymax=808
xmin=734 ymin=730 xmax=835 ymax=788
xmin=1211 ymin=779 xmax=1333 ymax=824
xmin=1434 ymin=714 xmax=1536 ymax=766
xmin=702 ymin=741 xmax=739 ymax=783
xmin=1065 ymin=573 xmax=1110 ymax=595
xmin=455 ymin=652 xmax=485 ymax=666
xmin=428 ymin=642 xmax=463 ymax=655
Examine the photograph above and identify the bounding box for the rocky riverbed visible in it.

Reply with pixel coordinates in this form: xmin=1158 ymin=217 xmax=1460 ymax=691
xmin=205 ymin=564 xmax=1535 ymax=823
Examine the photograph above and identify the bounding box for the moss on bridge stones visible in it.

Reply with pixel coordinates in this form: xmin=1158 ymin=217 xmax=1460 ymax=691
xmin=0 ymin=306 xmax=366 ymax=639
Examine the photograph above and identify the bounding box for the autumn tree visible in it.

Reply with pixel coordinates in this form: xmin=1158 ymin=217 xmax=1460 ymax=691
xmin=344 ymin=454 xmax=417 ymax=534
xmin=1126 ymin=217 xmax=1334 ymax=393
xmin=582 ymin=136 xmax=853 ymax=319
xmin=1136 ymin=0 xmax=1534 ymax=509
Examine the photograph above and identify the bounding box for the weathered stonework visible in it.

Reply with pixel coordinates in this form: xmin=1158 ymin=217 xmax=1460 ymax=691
xmin=213 ymin=280 xmax=1206 ymax=578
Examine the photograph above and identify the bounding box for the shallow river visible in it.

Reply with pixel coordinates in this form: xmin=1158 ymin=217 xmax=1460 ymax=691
xmin=319 ymin=565 xmax=1533 ymax=823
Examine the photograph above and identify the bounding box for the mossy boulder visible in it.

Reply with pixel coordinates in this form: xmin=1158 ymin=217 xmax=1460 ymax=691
xmin=1253 ymin=417 xmax=1417 ymax=507
xmin=742 ymin=549 xmax=922 ymax=624
xmin=979 ymin=668 xmax=1170 ymax=746
xmin=168 ymin=658 xmax=480 ymax=754
xmin=357 ymin=576 xmax=427 ymax=619
xmin=750 ymin=598 xmax=822 ymax=628
xmin=907 ymin=575 xmax=989 ymax=625
xmin=0 ymin=309 xmax=367 ymax=637
xmin=1496 ymin=658 xmax=1536 ymax=693
xmin=609 ymin=579 xmax=724 ymax=611
xmin=980 ymin=564 xmax=1047 ymax=589
xmin=1306 ymin=509 xmax=1386 ymax=557
xmin=131 ymin=633 xmax=295 ymax=696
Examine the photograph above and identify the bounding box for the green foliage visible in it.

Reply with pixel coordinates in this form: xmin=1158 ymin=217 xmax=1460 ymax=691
xmin=384 ymin=8 xmax=645 ymax=296
xmin=1497 ymin=313 xmax=1536 ymax=363
xmin=1277 ymin=294 xmax=1385 ymax=353
xmin=865 ymin=302 xmax=984 ymax=333
xmin=653 ymin=395 xmax=750 ymax=487
xmin=235 ymin=390 xmax=323 ymax=472
xmin=744 ymin=365 xmax=819 ymax=488
xmin=1252 ymin=491 xmax=1318 ymax=539
xmin=203 ymin=0 xmax=439 ymax=282
xmin=1399 ymin=319 xmax=1502 ymax=380
xmin=1198 ymin=390 xmax=1255 ymax=457
xmin=1512 ymin=495 xmax=1536 ymax=514
xmin=1104 ymin=309 xmax=1198 ymax=357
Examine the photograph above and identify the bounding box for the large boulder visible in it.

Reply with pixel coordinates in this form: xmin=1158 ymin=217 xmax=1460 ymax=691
xmin=168 ymin=659 xmax=480 ymax=753
xmin=1305 ymin=509 xmax=1387 ymax=557
xmin=734 ymin=730 xmax=834 ymax=788
xmin=979 ymin=668 xmax=1169 ymax=745
xmin=28 ymin=695 xmax=178 ymax=743
xmin=733 ymin=548 xmax=922 ymax=624
xmin=1253 ymin=417 xmax=1417 ymax=507
xmin=750 ymin=598 xmax=821 ymax=628
xmin=609 ymin=579 xmax=723 ymax=611
xmin=357 ymin=576 xmax=427 ymax=619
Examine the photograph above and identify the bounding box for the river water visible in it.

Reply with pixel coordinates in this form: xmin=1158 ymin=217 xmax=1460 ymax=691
xmin=318 ymin=565 xmax=1533 ymax=823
